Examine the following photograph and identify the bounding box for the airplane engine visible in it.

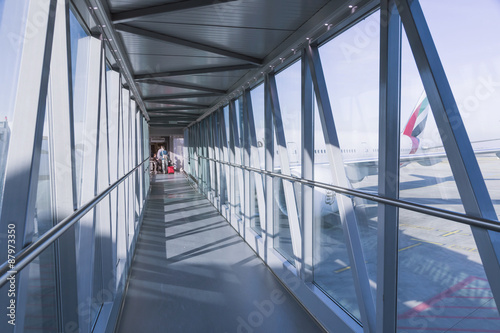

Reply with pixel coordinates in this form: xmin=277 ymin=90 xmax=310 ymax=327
xmin=417 ymin=158 xmax=442 ymax=166
xmin=274 ymin=177 xmax=339 ymax=218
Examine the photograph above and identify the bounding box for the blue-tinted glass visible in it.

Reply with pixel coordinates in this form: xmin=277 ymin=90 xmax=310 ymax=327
xmin=0 ymin=0 xmax=29 ymax=217
xmin=69 ymin=9 xmax=90 ymax=206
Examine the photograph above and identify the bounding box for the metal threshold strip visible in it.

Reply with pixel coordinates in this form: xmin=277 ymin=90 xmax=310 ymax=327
xmin=0 ymin=158 xmax=149 ymax=288
xmin=196 ymin=155 xmax=500 ymax=233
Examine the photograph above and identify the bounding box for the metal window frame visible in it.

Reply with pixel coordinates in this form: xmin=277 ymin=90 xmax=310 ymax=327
xmin=267 ymin=72 xmax=303 ymax=272
xmin=244 ymin=89 xmax=266 ymax=239
xmin=396 ymin=0 xmax=500 ymax=315
xmin=305 ymin=44 xmax=376 ymax=333
xmin=376 ymin=1 xmax=402 ymax=332
xmin=264 ymin=75 xmax=274 ymax=264
xmin=0 ymin=4 xmax=58 ymax=329
xmin=301 ymin=51 xmax=314 ymax=283
xmin=229 ymin=100 xmax=245 ymax=230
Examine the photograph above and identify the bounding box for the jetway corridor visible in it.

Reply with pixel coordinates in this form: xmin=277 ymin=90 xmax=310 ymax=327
xmin=116 ymin=173 xmax=323 ymax=332
xmin=3 ymin=0 xmax=500 ymax=332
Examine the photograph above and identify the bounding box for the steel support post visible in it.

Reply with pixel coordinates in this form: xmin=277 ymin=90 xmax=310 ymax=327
xmin=396 ymin=0 xmax=500 ymax=313
xmin=96 ymin=42 xmax=116 ymax=306
xmin=228 ymin=104 xmax=235 ymax=210
xmin=229 ymin=101 xmax=245 ymax=230
xmin=106 ymin=70 xmax=120 ymax=288
xmin=305 ymin=44 xmax=376 ymax=333
xmin=45 ymin=0 xmax=81 ymax=330
xmin=264 ymin=76 xmax=274 ymax=263
xmin=245 ymin=90 xmax=266 ymax=237
xmin=376 ymin=1 xmax=402 ymax=331
xmin=301 ymin=51 xmax=314 ymax=282
xmin=73 ymin=36 xmax=104 ymax=333
xmin=214 ymin=111 xmax=223 ymax=210
xmin=220 ymin=108 xmax=231 ymax=219
xmin=242 ymin=95 xmax=251 ymax=235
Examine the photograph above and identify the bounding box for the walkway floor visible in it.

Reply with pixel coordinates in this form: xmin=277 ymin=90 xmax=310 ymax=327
xmin=116 ymin=173 xmax=324 ymax=333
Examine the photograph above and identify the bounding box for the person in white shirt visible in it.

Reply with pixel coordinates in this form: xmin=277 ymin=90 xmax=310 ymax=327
xmin=157 ymin=146 xmax=168 ymax=173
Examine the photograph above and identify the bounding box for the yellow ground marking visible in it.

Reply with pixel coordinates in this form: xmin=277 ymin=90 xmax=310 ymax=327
xmin=440 ymin=229 xmax=461 ymax=237
xmin=410 ymin=238 xmax=444 ymax=246
xmin=334 ymin=261 xmax=368 ymax=274
xmin=398 ymin=243 xmax=422 ymax=252
xmin=335 ymin=266 xmax=352 ymax=274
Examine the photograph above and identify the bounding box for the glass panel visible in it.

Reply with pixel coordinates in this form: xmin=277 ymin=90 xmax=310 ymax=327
xmin=420 ymin=0 xmax=500 ymax=219
xmin=313 ymin=192 xmax=361 ymax=321
xmin=224 ymin=106 xmax=230 ymax=157
xmin=250 ymin=172 xmax=262 ymax=234
xmin=235 ymin=96 xmax=244 ymax=162
xmin=397 ymin=210 xmax=500 ymax=332
xmin=74 ymin=208 xmax=101 ymax=331
xmin=219 ymin=114 xmax=228 ymax=206
xmin=400 ymin=27 xmax=464 ymax=213
xmin=275 ymin=60 xmax=302 ymax=177
xmin=70 ymin=9 xmax=91 ymax=206
xmin=318 ymin=11 xmax=380 ymax=192
xmin=107 ymin=70 xmax=119 ymax=183
xmin=92 ymin=205 xmax=104 ymax=327
xmin=250 ymin=83 xmax=265 ymax=169
xmin=0 ymin=0 xmax=29 ymax=216
xmin=273 ymin=177 xmax=294 ymax=264
xmin=22 ymin=245 xmax=59 ymax=332
xmin=233 ymin=165 xmax=241 ymax=219
xmin=23 ymin=104 xmax=59 ymax=332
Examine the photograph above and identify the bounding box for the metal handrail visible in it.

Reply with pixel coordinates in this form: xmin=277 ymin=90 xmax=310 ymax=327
xmin=195 ymin=155 xmax=500 ymax=233
xmin=0 ymin=158 xmax=149 ymax=288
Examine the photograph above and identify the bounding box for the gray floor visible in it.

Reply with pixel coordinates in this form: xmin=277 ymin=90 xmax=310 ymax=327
xmin=116 ymin=173 xmax=324 ymax=333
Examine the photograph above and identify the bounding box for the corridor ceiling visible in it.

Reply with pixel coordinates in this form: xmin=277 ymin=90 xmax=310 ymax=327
xmin=89 ymin=0 xmax=373 ymax=130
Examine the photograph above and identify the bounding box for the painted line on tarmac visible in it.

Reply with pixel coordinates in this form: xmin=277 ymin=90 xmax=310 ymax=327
xmin=335 ymin=243 xmax=422 ymax=273
xmin=409 ymin=238 xmax=477 ymax=252
xmin=334 ymin=260 xmax=368 ymax=274
xmin=400 ymin=223 xmax=470 ymax=237
xmin=399 ymin=243 xmax=422 ymax=252
xmin=441 ymin=229 xmax=461 ymax=237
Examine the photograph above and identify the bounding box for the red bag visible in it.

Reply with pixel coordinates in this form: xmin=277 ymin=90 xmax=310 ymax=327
xmin=167 ymin=166 xmax=175 ymax=174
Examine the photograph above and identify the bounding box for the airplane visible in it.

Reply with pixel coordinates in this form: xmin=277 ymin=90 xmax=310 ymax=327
xmin=270 ymin=91 xmax=500 ymax=218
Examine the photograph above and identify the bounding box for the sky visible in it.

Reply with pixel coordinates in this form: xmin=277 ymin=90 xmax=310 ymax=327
xmin=2 ymin=0 xmax=500 ymax=145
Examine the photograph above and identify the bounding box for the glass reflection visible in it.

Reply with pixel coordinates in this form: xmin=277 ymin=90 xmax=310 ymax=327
xmin=70 ymin=9 xmax=91 ymax=207
xmin=313 ymin=12 xmax=380 ymax=319
xmin=250 ymin=172 xmax=262 ymax=234
xmin=250 ymin=84 xmax=265 ymax=169
xmin=23 ymin=99 xmax=59 ymax=332
xmin=313 ymin=191 xmax=361 ymax=320
xmin=272 ymin=61 xmax=303 ymax=265
xmin=273 ymin=177 xmax=294 ymax=264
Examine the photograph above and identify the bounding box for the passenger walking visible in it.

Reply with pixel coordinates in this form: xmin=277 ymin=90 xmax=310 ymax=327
xmin=157 ymin=146 xmax=169 ymax=174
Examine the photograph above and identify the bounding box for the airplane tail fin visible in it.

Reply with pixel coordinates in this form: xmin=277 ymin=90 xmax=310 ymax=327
xmin=403 ymin=91 xmax=430 ymax=138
